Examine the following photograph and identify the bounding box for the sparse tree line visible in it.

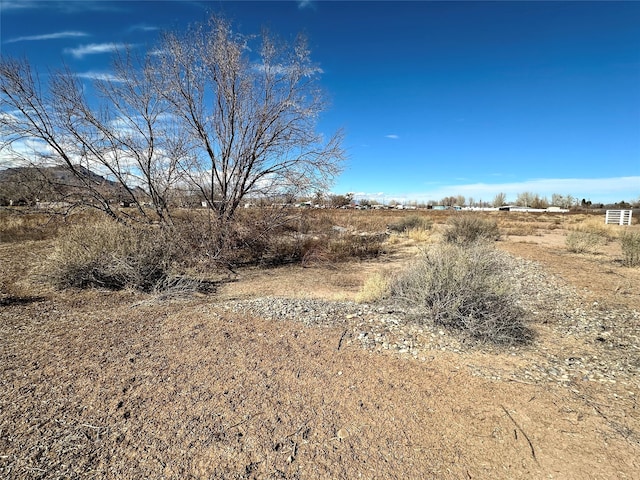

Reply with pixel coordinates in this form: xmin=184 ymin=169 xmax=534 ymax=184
xmin=345 ymin=192 xmax=639 ymax=210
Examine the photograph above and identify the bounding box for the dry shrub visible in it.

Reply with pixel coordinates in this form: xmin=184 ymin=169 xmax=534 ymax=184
xmin=501 ymin=223 xmax=538 ymax=236
xmin=342 ymin=210 xmax=391 ymax=233
xmin=355 ymin=272 xmax=390 ymax=303
xmin=297 ymin=232 xmax=388 ymax=266
xmin=388 ymin=214 xmax=432 ymax=233
xmin=0 ymin=210 xmax=60 ymax=242
xmin=388 ymin=243 xmax=531 ymax=345
xmin=167 ymin=209 xmax=389 ymax=269
xmin=565 ymin=231 xmax=605 ymax=254
xmin=386 ymin=232 xmax=403 ymax=245
xmin=46 ymin=219 xmax=175 ymax=291
xmin=443 ymin=214 xmax=500 ymax=244
xmin=327 ymin=233 xmax=387 ymax=261
xmin=170 ymin=208 xmax=299 ymax=268
xmin=620 ymin=231 xmax=640 ymax=267
xmin=569 ymin=217 xmax=616 ymax=240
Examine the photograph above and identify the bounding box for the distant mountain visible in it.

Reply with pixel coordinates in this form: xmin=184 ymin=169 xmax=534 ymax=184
xmin=0 ymin=165 xmax=146 ymax=206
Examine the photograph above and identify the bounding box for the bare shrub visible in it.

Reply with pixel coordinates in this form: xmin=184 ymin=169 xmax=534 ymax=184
xmin=152 ymin=275 xmax=205 ymax=299
xmin=565 ymin=231 xmax=605 ymax=254
xmin=388 ymin=215 xmax=432 ymax=233
xmin=170 ymin=208 xmax=295 ymax=269
xmin=620 ymin=231 xmax=640 ymax=267
xmin=46 ymin=219 xmax=174 ymax=291
xmin=297 ymin=232 xmax=388 ymax=266
xmin=87 ymin=208 xmax=391 ymax=275
xmin=443 ymin=215 xmax=500 ymax=244
xmin=388 ymin=243 xmax=531 ymax=345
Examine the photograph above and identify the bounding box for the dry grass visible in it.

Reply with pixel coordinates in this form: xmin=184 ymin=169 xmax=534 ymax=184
xmin=0 ymin=209 xmax=61 ymax=242
xmin=406 ymin=227 xmax=433 ymax=242
xmin=500 ymin=222 xmax=540 ymax=236
xmin=388 ymin=214 xmax=433 ymax=233
xmin=568 ymin=217 xmax=619 ymax=240
xmin=44 ymin=219 xmax=175 ymax=292
xmin=355 ymin=271 xmax=389 ymax=303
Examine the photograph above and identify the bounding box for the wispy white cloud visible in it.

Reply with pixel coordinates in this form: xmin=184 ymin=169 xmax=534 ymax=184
xmin=75 ymin=71 xmax=125 ymax=83
xmin=5 ymin=31 xmax=89 ymax=43
xmin=385 ymin=134 xmax=399 ymax=140
xmin=1 ymin=0 xmax=125 ymax=13
xmin=65 ymin=43 xmax=136 ymax=59
xmin=298 ymin=0 xmax=315 ymax=10
xmin=0 ymin=137 xmax=59 ymax=169
xmin=0 ymin=0 xmax=39 ymax=11
xmin=128 ymin=24 xmax=159 ymax=33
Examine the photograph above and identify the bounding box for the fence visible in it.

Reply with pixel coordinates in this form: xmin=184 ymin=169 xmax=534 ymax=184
xmin=605 ymin=209 xmax=633 ymax=226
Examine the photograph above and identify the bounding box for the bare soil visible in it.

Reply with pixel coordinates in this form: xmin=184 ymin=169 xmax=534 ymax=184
xmin=1 ymin=214 xmax=639 ymax=479
xmin=501 ymin=230 xmax=640 ymax=309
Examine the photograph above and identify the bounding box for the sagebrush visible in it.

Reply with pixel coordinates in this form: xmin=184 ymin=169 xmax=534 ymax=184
xmin=46 ymin=219 xmax=175 ymax=291
xmin=620 ymin=231 xmax=640 ymax=267
xmin=388 ymin=215 xmax=432 ymax=233
xmin=565 ymin=231 xmax=605 ymax=254
xmin=388 ymin=243 xmax=531 ymax=345
xmin=443 ymin=215 xmax=500 ymax=244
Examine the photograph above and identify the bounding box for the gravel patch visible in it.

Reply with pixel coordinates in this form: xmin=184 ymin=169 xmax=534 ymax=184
xmin=222 ymin=254 xmax=640 ymax=388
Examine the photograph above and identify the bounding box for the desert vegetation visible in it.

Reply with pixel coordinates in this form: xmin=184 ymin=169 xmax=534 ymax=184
xmin=620 ymin=230 xmax=640 ymax=267
xmin=388 ymin=242 xmax=531 ymax=345
xmin=442 ymin=214 xmax=500 ymax=244
xmin=1 ymin=206 xmax=640 ymax=479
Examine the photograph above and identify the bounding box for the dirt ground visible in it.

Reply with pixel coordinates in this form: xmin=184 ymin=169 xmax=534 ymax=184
xmin=1 ymin=214 xmax=639 ymax=479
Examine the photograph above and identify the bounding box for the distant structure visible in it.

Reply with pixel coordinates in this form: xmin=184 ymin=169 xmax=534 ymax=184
xmin=497 ymin=206 xmax=569 ymax=213
xmin=605 ymin=209 xmax=633 ymax=226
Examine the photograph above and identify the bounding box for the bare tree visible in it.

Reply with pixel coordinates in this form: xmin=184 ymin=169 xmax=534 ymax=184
xmin=492 ymin=192 xmax=507 ymax=207
xmin=156 ymin=16 xmax=344 ymax=226
xmin=530 ymin=194 xmax=549 ymax=209
xmin=0 ymin=15 xmax=343 ymax=231
xmin=0 ymin=55 xmax=181 ymax=223
xmin=551 ymin=193 xmax=575 ymax=209
xmin=515 ymin=191 xmax=535 ymax=207
xmin=440 ymin=196 xmax=456 ymax=207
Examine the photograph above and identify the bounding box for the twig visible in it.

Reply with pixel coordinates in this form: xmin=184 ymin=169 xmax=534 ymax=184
xmin=80 ymin=423 xmax=102 ymax=429
xmin=337 ymin=329 xmax=347 ymax=351
xmin=500 ymin=405 xmax=537 ymax=463
xmin=506 ymin=378 xmax=538 ymax=386
xmin=228 ymin=412 xmax=262 ymax=430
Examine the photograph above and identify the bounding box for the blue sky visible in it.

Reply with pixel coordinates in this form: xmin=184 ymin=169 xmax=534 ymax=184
xmin=1 ymin=0 xmax=639 ymax=204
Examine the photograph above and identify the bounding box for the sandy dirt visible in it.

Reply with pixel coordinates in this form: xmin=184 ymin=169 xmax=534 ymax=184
xmin=1 ymin=217 xmax=639 ymax=479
